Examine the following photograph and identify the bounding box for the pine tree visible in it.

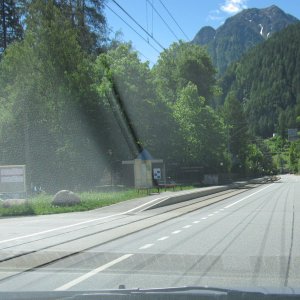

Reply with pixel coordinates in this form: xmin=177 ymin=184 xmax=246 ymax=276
xmin=0 ymin=0 xmax=23 ymax=55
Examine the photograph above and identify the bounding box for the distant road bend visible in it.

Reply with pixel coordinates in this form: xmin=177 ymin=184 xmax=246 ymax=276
xmin=0 ymin=174 xmax=299 ymax=291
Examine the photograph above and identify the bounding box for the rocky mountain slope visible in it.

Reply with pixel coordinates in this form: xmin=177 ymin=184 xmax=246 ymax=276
xmin=192 ymin=5 xmax=299 ymax=74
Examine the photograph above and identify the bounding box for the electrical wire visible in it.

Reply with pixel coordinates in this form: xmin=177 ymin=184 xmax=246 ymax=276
xmin=106 ymin=3 xmax=161 ymax=54
xmin=146 ymin=0 xmax=180 ymax=41
xmin=110 ymin=0 xmax=165 ymax=51
xmin=159 ymin=0 xmax=190 ymax=41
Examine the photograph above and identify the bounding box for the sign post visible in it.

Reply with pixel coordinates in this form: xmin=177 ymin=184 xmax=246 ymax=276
xmin=0 ymin=165 xmax=26 ymax=198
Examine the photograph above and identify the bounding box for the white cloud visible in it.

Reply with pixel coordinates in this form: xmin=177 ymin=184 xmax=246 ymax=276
xmin=220 ymin=0 xmax=248 ymax=14
xmin=207 ymin=9 xmax=224 ymax=21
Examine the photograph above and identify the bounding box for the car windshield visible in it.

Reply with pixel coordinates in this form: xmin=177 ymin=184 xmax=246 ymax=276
xmin=0 ymin=0 xmax=300 ymax=298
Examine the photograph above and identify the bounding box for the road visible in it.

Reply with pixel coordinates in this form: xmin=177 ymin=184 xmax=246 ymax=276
xmin=0 ymin=174 xmax=299 ymax=292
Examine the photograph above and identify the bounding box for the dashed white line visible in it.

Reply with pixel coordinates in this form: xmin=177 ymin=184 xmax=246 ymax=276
xmin=201 ymin=217 xmax=208 ymax=220
xmin=182 ymin=225 xmax=192 ymax=229
xmin=193 ymin=221 xmax=200 ymax=224
xmin=139 ymin=243 xmax=154 ymax=250
xmin=157 ymin=236 xmax=169 ymax=241
xmin=55 ymin=254 xmax=133 ymax=291
xmin=214 ymin=211 xmax=219 ymax=214
xmin=172 ymin=230 xmax=182 ymax=234
xmin=208 ymin=214 xmax=214 ymax=217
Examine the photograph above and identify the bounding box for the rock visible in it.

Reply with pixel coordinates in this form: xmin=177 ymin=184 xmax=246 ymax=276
xmin=52 ymin=190 xmax=81 ymax=206
xmin=2 ymin=199 xmax=28 ymax=208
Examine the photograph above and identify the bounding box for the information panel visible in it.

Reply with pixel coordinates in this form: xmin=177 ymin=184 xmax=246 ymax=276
xmin=0 ymin=165 xmax=26 ymax=194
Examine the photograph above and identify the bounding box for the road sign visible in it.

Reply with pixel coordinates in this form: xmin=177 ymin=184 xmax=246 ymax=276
xmin=0 ymin=165 xmax=26 ymax=195
xmin=153 ymin=168 xmax=161 ymax=180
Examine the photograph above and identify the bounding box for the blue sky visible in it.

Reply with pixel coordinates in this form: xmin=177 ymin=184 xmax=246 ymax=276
xmin=104 ymin=0 xmax=300 ymax=65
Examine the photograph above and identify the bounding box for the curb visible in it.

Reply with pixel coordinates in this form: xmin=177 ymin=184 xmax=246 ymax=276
xmin=146 ymin=176 xmax=271 ymax=210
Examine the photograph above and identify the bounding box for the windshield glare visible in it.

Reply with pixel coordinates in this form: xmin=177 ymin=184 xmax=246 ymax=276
xmin=0 ymin=0 xmax=300 ymax=297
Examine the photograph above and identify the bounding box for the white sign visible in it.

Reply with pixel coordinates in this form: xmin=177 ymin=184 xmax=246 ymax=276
xmin=0 ymin=165 xmax=26 ymax=193
xmin=153 ymin=168 xmax=161 ymax=180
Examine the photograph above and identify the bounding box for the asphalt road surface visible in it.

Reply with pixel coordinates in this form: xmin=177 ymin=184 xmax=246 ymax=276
xmin=0 ymin=174 xmax=299 ymax=292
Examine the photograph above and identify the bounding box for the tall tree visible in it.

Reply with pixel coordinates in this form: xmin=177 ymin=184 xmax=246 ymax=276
xmin=153 ymin=41 xmax=217 ymax=105
xmin=94 ymin=43 xmax=157 ymax=159
xmin=0 ymin=0 xmax=23 ymax=55
xmin=172 ymin=82 xmax=226 ymax=169
xmin=0 ymin=0 xmax=107 ymax=191
xmin=223 ymin=91 xmax=249 ymax=171
xmin=53 ymin=0 xmax=107 ymax=53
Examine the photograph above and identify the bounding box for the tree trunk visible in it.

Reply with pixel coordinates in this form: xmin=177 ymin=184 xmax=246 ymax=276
xmin=1 ymin=0 xmax=7 ymax=50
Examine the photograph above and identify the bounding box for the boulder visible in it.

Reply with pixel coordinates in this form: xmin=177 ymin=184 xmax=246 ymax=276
xmin=2 ymin=199 xmax=28 ymax=208
xmin=52 ymin=190 xmax=81 ymax=206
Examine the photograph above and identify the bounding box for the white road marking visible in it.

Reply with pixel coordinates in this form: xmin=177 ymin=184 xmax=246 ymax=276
xmin=157 ymin=236 xmax=169 ymax=241
xmin=201 ymin=217 xmax=208 ymax=220
xmin=172 ymin=230 xmax=181 ymax=234
xmin=214 ymin=211 xmax=219 ymax=214
xmin=139 ymin=243 xmax=154 ymax=250
xmin=0 ymin=196 xmax=169 ymax=245
xmin=193 ymin=221 xmax=200 ymax=224
xmin=182 ymin=225 xmax=192 ymax=229
xmin=55 ymin=254 xmax=133 ymax=291
xmin=224 ymin=184 xmax=273 ymax=209
xmin=208 ymin=214 xmax=214 ymax=217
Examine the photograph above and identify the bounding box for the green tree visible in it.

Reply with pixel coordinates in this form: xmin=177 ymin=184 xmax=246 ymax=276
xmin=222 ymin=91 xmax=249 ymax=172
xmin=172 ymin=83 xmax=226 ymax=169
xmin=289 ymin=141 xmax=300 ymax=173
xmin=93 ymin=43 xmax=158 ymax=159
xmin=0 ymin=0 xmax=23 ymax=55
xmin=153 ymin=41 xmax=217 ymax=105
xmin=0 ymin=0 xmax=107 ymax=191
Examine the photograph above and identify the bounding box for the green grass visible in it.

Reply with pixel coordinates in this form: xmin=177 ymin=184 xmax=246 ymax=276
xmin=0 ymin=186 xmax=194 ymax=217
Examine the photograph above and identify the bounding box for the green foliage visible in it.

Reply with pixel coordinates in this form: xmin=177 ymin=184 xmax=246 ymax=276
xmin=289 ymin=141 xmax=300 ymax=173
xmin=0 ymin=0 xmax=108 ymax=191
xmin=245 ymin=141 xmax=274 ymax=175
xmin=172 ymin=83 xmax=226 ymax=168
xmin=153 ymin=41 xmax=217 ymax=104
xmin=0 ymin=0 xmax=23 ymax=55
xmin=221 ymin=23 xmax=300 ymax=137
xmin=0 ymin=186 xmax=195 ymax=216
xmin=93 ymin=43 xmax=157 ymax=158
xmin=222 ymin=91 xmax=249 ymax=172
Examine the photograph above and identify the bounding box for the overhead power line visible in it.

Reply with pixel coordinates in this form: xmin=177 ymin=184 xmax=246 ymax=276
xmin=110 ymin=0 xmax=165 ymax=51
xmin=105 ymin=3 xmax=160 ymax=55
xmin=159 ymin=0 xmax=190 ymax=41
xmin=146 ymin=0 xmax=180 ymax=42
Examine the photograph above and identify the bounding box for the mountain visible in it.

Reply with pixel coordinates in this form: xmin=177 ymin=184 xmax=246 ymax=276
xmin=192 ymin=5 xmax=299 ymax=74
xmin=220 ymin=22 xmax=300 ymax=138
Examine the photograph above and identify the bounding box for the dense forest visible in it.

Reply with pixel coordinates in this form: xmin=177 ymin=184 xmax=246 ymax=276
xmin=0 ymin=1 xmax=298 ymax=193
xmin=220 ymin=22 xmax=300 ymax=137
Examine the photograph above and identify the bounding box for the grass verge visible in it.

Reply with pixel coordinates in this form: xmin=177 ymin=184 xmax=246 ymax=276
xmin=0 ymin=186 xmax=193 ymax=217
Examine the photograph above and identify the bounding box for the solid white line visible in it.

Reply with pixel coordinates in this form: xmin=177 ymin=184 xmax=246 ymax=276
xmin=139 ymin=243 xmax=154 ymax=249
xmin=172 ymin=230 xmax=181 ymax=234
xmin=193 ymin=221 xmax=200 ymax=224
xmin=224 ymin=184 xmax=273 ymax=209
xmin=0 ymin=196 xmax=169 ymax=245
xmin=157 ymin=236 xmax=169 ymax=241
xmin=182 ymin=225 xmax=191 ymax=229
xmin=55 ymin=254 xmax=133 ymax=291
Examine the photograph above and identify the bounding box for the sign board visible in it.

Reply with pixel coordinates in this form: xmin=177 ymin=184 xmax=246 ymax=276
xmin=153 ymin=168 xmax=161 ymax=180
xmin=288 ymin=129 xmax=298 ymax=141
xmin=0 ymin=165 xmax=26 ymax=194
